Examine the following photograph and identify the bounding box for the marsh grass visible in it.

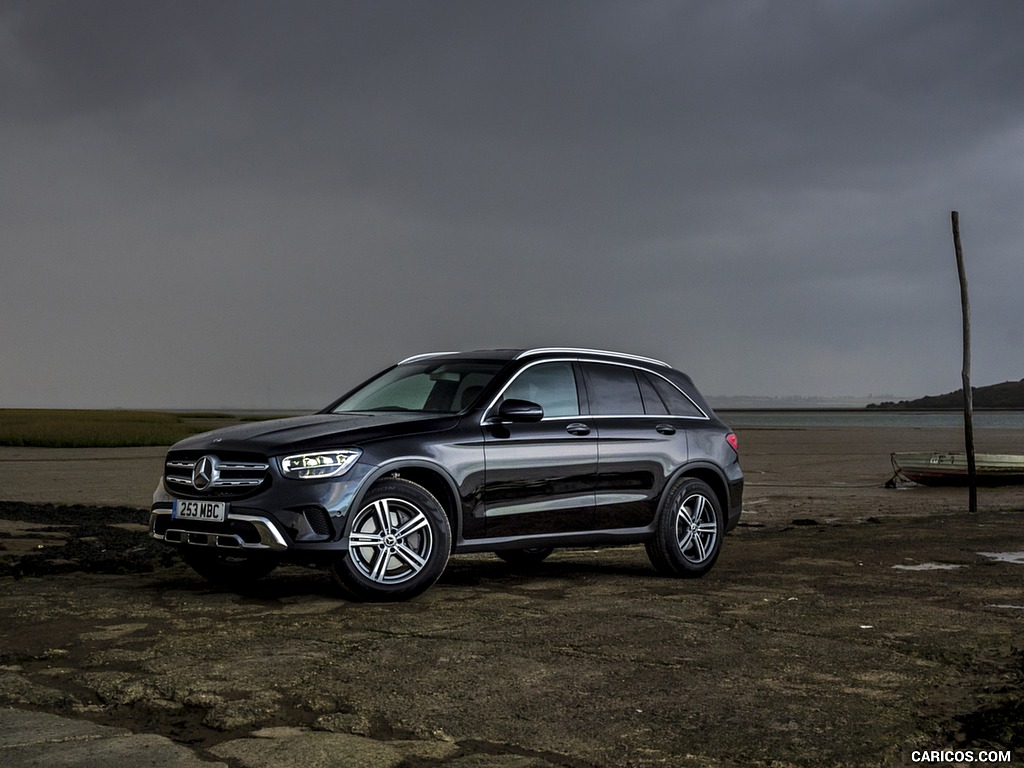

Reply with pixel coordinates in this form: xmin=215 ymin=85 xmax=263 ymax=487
xmin=0 ymin=409 xmax=250 ymax=448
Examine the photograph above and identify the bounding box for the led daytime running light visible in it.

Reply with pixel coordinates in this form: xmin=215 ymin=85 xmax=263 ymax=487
xmin=280 ymin=450 xmax=360 ymax=479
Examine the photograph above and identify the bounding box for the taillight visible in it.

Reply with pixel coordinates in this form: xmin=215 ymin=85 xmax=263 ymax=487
xmin=726 ymin=433 xmax=739 ymax=453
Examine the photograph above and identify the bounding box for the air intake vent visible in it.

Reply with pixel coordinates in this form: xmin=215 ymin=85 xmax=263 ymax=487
xmin=303 ymin=507 xmax=332 ymax=537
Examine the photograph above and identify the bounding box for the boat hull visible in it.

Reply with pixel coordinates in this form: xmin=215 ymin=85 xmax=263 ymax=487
xmin=891 ymin=452 xmax=1024 ymax=486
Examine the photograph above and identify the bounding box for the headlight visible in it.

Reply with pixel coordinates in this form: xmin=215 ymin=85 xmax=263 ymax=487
xmin=279 ymin=450 xmax=361 ymax=480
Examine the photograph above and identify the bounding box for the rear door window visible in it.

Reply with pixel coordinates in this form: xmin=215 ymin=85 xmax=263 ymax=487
xmin=583 ymin=363 xmax=645 ymax=416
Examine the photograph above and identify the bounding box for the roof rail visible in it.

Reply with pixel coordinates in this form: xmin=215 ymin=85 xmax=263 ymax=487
xmin=517 ymin=348 xmax=670 ymax=368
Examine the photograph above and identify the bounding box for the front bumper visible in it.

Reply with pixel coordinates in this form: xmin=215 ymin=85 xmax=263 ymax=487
xmin=147 ymin=469 xmax=370 ymax=555
xmin=149 ymin=506 xmax=290 ymax=551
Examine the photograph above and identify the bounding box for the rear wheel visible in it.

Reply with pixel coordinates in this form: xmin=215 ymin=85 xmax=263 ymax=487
xmin=333 ymin=478 xmax=451 ymax=601
xmin=646 ymin=477 xmax=724 ymax=578
xmin=179 ymin=547 xmax=279 ymax=586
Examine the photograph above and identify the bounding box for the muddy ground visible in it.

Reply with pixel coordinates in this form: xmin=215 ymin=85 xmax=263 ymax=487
xmin=1 ymin=427 xmax=1022 ymax=767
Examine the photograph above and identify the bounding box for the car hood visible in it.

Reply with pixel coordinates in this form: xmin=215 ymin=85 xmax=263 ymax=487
xmin=169 ymin=412 xmax=458 ymax=455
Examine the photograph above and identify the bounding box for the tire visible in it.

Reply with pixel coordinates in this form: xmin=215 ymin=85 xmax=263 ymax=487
xmin=180 ymin=547 xmax=279 ymax=586
xmin=494 ymin=547 xmax=554 ymax=566
xmin=645 ymin=477 xmax=724 ymax=578
xmin=333 ymin=478 xmax=451 ymax=602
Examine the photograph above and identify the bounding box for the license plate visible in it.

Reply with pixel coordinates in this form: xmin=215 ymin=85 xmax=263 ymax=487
xmin=172 ymin=499 xmax=228 ymax=522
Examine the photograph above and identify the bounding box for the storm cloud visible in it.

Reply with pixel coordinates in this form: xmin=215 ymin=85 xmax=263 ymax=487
xmin=3 ymin=1 xmax=1023 ymax=408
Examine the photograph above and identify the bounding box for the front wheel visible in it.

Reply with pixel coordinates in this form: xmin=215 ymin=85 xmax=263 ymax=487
xmin=646 ymin=478 xmax=724 ymax=578
xmin=333 ymin=479 xmax=451 ymax=601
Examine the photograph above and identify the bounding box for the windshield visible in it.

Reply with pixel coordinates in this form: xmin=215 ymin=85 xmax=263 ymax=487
xmin=330 ymin=361 xmax=505 ymax=414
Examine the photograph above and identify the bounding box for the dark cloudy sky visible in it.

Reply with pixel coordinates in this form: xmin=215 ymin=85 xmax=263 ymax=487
xmin=3 ymin=1 xmax=1023 ymax=409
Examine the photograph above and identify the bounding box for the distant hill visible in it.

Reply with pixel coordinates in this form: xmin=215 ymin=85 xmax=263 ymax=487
xmin=868 ymin=379 xmax=1024 ymax=409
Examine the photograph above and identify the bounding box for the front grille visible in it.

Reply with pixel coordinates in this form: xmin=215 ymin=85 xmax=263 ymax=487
xmin=165 ymin=452 xmax=270 ymax=498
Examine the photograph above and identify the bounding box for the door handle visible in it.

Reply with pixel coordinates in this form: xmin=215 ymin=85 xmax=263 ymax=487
xmin=656 ymin=423 xmax=676 ymax=435
xmin=566 ymin=423 xmax=591 ymax=436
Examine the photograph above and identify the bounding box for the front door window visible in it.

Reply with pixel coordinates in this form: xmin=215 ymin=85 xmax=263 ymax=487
xmin=500 ymin=361 xmax=579 ymax=418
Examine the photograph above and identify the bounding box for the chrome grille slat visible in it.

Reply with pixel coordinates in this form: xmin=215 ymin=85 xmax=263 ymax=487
xmin=164 ymin=454 xmax=270 ymax=495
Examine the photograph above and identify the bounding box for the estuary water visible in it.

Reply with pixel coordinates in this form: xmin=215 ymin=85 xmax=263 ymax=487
xmin=718 ymin=409 xmax=1024 ymax=429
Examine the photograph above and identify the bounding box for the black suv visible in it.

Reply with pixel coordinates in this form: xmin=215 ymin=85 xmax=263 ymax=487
xmin=150 ymin=348 xmax=743 ymax=600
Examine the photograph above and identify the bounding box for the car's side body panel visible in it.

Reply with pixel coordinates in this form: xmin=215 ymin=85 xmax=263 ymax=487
xmin=480 ymin=417 xmax=598 ymax=537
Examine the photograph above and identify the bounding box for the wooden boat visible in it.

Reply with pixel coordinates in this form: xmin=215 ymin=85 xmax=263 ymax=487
xmin=890 ymin=451 xmax=1024 ymax=486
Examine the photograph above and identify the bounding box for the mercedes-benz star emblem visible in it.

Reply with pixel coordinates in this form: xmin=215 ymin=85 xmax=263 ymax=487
xmin=192 ymin=455 xmax=220 ymax=491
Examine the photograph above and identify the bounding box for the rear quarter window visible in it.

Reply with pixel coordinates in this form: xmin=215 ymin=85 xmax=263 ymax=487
xmin=637 ymin=373 xmax=668 ymax=415
xmin=645 ymin=373 xmax=706 ymax=418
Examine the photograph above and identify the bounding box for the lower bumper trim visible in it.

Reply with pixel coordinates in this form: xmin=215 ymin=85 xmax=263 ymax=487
xmin=149 ymin=510 xmax=289 ymax=552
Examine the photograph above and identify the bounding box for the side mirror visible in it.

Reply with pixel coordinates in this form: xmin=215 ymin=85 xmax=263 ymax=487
xmin=487 ymin=398 xmax=544 ymax=424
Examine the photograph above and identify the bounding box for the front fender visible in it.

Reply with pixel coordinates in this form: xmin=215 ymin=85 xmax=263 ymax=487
xmin=336 ymin=459 xmax=464 ymax=543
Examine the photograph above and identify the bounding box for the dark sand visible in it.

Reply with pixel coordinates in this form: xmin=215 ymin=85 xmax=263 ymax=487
xmin=1 ymin=426 xmax=1022 ymax=766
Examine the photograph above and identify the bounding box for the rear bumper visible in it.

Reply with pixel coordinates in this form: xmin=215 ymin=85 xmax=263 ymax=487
xmin=725 ymin=472 xmax=744 ymax=533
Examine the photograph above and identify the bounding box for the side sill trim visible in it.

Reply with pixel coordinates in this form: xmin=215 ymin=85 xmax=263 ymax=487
xmin=454 ymin=525 xmax=655 ymax=554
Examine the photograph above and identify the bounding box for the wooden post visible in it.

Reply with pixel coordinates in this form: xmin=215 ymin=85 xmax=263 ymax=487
xmin=951 ymin=211 xmax=977 ymax=513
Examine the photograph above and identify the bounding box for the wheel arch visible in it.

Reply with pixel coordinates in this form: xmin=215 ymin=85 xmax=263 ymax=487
xmin=344 ymin=460 xmax=462 ymax=545
xmin=665 ymin=462 xmax=730 ymax=517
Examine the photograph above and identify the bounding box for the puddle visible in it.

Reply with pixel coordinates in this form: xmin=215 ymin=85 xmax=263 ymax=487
xmin=988 ymin=604 xmax=1024 ymax=610
xmin=891 ymin=563 xmax=965 ymax=571
xmin=977 ymin=551 xmax=1024 ymax=565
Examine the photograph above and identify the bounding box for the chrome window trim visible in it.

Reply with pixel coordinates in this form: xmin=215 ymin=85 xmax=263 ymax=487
xmin=577 ymin=360 xmax=712 ymax=421
xmin=479 ymin=358 xmax=581 ymax=426
xmin=641 ymin=369 xmax=709 ymax=420
xmin=479 ymin=357 xmax=709 ymax=425
xmin=588 ymin=413 xmax=709 ymax=422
